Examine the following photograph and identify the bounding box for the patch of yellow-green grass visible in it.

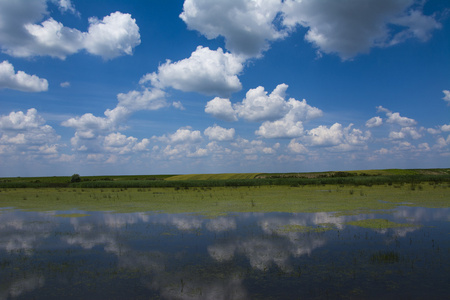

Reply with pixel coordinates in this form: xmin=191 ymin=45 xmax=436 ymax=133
xmin=345 ymin=219 xmax=421 ymax=229
xmin=53 ymin=213 xmax=90 ymax=218
xmin=165 ymin=173 xmax=261 ymax=181
xmin=277 ymin=223 xmax=337 ymax=233
xmin=0 ymin=183 xmax=448 ymax=216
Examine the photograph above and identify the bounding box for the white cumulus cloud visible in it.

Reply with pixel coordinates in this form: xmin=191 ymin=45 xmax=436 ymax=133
xmin=0 ymin=108 xmax=44 ymax=130
xmin=84 ymin=12 xmax=141 ymax=60
xmin=141 ymin=46 xmax=243 ymax=97
xmin=103 ymin=132 xmax=149 ymax=154
xmin=235 ymin=84 xmax=289 ymax=122
xmin=205 ymin=97 xmax=238 ymax=121
xmin=366 ymin=116 xmax=383 ymax=128
xmin=116 ymin=88 xmax=167 ymax=112
xmin=0 ymin=61 xmax=48 ymax=92
xmin=255 ymin=115 xmax=304 ymax=139
xmin=389 ymin=127 xmax=422 ymax=140
xmin=62 ymin=106 xmax=130 ymax=139
xmin=0 ymin=108 xmax=60 ymax=155
xmin=155 ymin=127 xmax=203 ymax=145
xmin=377 ymin=106 xmax=417 ymax=127
xmin=204 ymin=125 xmax=235 ymax=141
xmin=288 ymin=140 xmax=308 ymax=154
xmin=0 ymin=0 xmax=140 ymax=60
xmin=180 ymin=0 xmax=286 ymax=58
xmin=281 ymin=0 xmax=441 ymax=60
xmin=235 ymin=84 xmax=323 ymax=124
xmin=302 ymin=123 xmax=370 ymax=151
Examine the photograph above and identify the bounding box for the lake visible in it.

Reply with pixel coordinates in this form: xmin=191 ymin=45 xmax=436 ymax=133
xmin=0 ymin=205 xmax=448 ymax=299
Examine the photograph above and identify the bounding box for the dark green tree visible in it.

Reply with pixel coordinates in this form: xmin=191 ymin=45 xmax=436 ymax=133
xmin=71 ymin=174 xmax=81 ymax=183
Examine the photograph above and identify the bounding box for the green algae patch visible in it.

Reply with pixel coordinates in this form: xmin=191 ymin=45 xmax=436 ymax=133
xmin=53 ymin=213 xmax=90 ymax=218
xmin=278 ymin=223 xmax=337 ymax=233
xmin=345 ymin=219 xmax=421 ymax=230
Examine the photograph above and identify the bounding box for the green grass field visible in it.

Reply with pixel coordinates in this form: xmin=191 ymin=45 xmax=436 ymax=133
xmin=0 ymin=168 xmax=449 ymax=188
xmin=0 ymin=182 xmax=448 ymax=215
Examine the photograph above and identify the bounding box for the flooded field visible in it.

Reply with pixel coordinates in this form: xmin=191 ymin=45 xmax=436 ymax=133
xmin=0 ymin=207 xmax=448 ymax=299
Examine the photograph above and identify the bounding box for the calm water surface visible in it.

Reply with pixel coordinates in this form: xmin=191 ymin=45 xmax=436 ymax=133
xmin=0 ymin=207 xmax=449 ymax=299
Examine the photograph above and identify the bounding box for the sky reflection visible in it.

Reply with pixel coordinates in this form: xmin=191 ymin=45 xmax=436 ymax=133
xmin=0 ymin=207 xmax=448 ymax=299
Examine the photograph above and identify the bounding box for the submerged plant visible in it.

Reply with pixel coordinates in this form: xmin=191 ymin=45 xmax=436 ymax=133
xmin=370 ymin=251 xmax=400 ymax=264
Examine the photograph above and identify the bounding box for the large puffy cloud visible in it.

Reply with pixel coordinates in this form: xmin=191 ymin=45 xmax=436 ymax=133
xmin=62 ymin=106 xmax=130 ymax=139
xmin=154 ymin=127 xmax=203 ymax=145
xmin=0 ymin=108 xmax=60 ymax=155
xmin=24 ymin=18 xmax=84 ymax=59
xmin=255 ymin=97 xmax=322 ymax=138
xmin=235 ymin=84 xmax=322 ymax=123
xmin=103 ymin=132 xmax=150 ymax=154
xmin=180 ymin=0 xmax=286 ymax=57
xmin=205 ymin=97 xmax=238 ymax=121
xmin=0 ymin=108 xmax=44 ymax=130
xmin=0 ymin=61 xmax=48 ymax=92
xmin=255 ymin=115 xmax=304 ymax=139
xmin=304 ymin=123 xmax=344 ymax=147
xmin=204 ymin=125 xmax=235 ymax=141
xmin=0 ymin=0 xmax=140 ymax=60
xmin=302 ymin=123 xmax=371 ymax=151
xmin=235 ymin=84 xmax=290 ymax=122
xmin=141 ymin=46 xmax=243 ymax=97
xmin=205 ymin=84 xmax=322 ymax=139
xmin=83 ymin=12 xmax=141 ymax=60
xmin=68 ymin=130 xmax=150 ymax=155
xmin=63 ymin=87 xmax=167 ymax=144
xmin=281 ymin=0 xmax=441 ymax=59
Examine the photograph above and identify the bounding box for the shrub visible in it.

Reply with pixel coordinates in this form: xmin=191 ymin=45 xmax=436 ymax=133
xmin=71 ymin=174 xmax=81 ymax=183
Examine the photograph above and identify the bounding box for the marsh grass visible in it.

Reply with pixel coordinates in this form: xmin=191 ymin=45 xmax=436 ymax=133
xmin=0 ymin=183 xmax=448 ymax=215
xmin=345 ymin=219 xmax=421 ymax=230
xmin=370 ymin=251 xmax=400 ymax=264
xmin=277 ymin=223 xmax=337 ymax=233
xmin=53 ymin=213 xmax=90 ymax=218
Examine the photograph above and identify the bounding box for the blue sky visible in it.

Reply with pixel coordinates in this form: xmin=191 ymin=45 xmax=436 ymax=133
xmin=0 ymin=0 xmax=449 ymax=177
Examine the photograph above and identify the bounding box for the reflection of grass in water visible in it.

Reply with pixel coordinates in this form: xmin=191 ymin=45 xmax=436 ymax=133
xmin=0 ymin=183 xmax=448 ymax=216
xmin=370 ymin=251 xmax=400 ymax=264
xmin=345 ymin=219 xmax=421 ymax=229
xmin=53 ymin=213 xmax=90 ymax=218
xmin=278 ymin=223 xmax=337 ymax=233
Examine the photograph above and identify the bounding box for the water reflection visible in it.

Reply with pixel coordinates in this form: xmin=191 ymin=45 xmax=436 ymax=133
xmin=0 ymin=207 xmax=448 ymax=299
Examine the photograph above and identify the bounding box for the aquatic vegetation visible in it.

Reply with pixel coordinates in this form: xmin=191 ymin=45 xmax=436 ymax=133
xmin=277 ymin=223 xmax=337 ymax=233
xmin=53 ymin=213 xmax=90 ymax=218
xmin=0 ymin=183 xmax=448 ymax=215
xmin=345 ymin=219 xmax=421 ymax=229
xmin=370 ymin=251 xmax=400 ymax=264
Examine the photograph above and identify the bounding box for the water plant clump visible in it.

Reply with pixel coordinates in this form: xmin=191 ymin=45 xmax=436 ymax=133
xmin=345 ymin=219 xmax=421 ymax=230
xmin=277 ymin=223 xmax=337 ymax=233
xmin=370 ymin=251 xmax=400 ymax=264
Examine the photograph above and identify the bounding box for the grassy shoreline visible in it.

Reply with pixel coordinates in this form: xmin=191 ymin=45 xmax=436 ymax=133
xmin=0 ymin=183 xmax=448 ymax=215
